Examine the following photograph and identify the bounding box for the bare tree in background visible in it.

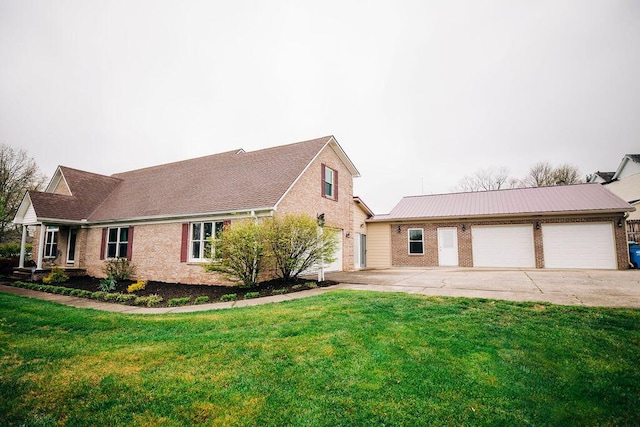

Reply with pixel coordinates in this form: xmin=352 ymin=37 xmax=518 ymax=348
xmin=454 ymin=162 xmax=583 ymax=192
xmin=455 ymin=167 xmax=520 ymax=192
xmin=523 ymin=161 xmax=582 ymax=187
xmin=0 ymin=144 xmax=47 ymax=242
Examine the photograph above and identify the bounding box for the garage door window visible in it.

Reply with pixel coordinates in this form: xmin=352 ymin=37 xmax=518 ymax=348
xmin=408 ymin=228 xmax=424 ymax=254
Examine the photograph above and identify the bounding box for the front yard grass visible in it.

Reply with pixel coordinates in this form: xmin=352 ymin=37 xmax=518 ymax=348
xmin=1 ymin=290 xmax=639 ymax=426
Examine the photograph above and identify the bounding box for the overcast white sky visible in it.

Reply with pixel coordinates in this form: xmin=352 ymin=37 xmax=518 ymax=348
xmin=1 ymin=1 xmax=639 ymax=213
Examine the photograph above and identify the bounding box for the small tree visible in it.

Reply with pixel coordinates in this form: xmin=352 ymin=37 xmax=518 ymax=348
xmin=265 ymin=214 xmax=338 ymax=281
xmin=206 ymin=219 xmax=265 ymax=287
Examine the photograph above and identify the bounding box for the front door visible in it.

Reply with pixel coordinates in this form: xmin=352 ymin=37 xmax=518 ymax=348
xmin=437 ymin=227 xmax=458 ymax=266
xmin=66 ymin=228 xmax=77 ymax=264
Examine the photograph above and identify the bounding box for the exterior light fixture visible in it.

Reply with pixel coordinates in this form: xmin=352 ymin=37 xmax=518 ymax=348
xmin=461 ymin=224 xmax=466 ymax=232
xmin=397 ymin=225 xmax=401 ymax=233
xmin=535 ymin=221 xmax=541 ymax=230
xmin=317 ymin=213 xmax=325 ymax=227
xmin=617 ymin=218 xmax=624 ymax=227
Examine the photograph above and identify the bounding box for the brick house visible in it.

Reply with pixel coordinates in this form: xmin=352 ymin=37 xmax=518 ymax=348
xmin=13 ymin=136 xmax=361 ymax=284
xmin=366 ymin=184 xmax=635 ymax=270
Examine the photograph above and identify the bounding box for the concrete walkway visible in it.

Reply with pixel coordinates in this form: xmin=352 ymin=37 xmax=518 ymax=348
xmin=2 ymin=268 xmax=639 ymax=312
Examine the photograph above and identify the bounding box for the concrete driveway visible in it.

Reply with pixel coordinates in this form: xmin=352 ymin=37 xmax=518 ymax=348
xmin=324 ymin=268 xmax=640 ymax=308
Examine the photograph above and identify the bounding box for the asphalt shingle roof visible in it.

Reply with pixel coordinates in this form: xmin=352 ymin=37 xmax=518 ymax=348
xmin=28 ymin=167 xmax=121 ymax=221
xmin=88 ymin=136 xmax=332 ymax=221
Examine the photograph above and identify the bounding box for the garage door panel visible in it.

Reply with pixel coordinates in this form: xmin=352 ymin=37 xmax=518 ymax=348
xmin=472 ymin=225 xmax=535 ymax=268
xmin=542 ymin=223 xmax=615 ymax=269
xmin=303 ymin=231 xmax=343 ymax=274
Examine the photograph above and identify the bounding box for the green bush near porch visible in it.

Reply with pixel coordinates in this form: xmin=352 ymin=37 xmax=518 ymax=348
xmin=0 ymin=291 xmax=638 ymax=426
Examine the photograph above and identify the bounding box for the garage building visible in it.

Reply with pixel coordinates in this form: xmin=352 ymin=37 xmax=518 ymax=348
xmin=367 ymin=183 xmax=634 ymax=270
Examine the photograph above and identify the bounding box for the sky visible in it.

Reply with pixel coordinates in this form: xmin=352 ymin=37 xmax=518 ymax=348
xmin=1 ymin=1 xmax=639 ymax=214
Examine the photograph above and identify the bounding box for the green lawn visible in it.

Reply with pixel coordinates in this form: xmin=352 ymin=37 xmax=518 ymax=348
xmin=1 ymin=290 xmax=639 ymax=426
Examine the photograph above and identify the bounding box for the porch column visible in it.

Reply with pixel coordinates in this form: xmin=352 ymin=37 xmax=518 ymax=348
xmin=19 ymin=225 xmax=27 ymax=268
xmin=37 ymin=223 xmax=46 ymax=270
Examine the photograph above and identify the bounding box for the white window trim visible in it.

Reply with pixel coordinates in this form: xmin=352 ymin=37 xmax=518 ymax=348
xmin=44 ymin=226 xmax=59 ymax=258
xmin=324 ymin=166 xmax=335 ymax=199
xmin=408 ymin=228 xmax=425 ymax=255
xmin=189 ymin=221 xmax=224 ymax=262
xmin=106 ymin=227 xmax=128 ymax=259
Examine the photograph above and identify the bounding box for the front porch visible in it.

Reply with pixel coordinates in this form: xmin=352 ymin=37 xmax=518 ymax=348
xmin=11 ymin=267 xmax=87 ymax=282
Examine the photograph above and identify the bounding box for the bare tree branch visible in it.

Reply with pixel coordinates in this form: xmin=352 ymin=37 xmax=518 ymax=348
xmin=0 ymin=144 xmax=47 ymax=242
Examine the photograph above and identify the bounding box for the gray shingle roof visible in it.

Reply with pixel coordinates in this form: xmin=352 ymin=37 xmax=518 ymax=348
xmin=375 ymin=183 xmax=634 ymax=221
xmin=26 ymin=136 xmax=352 ymax=223
xmin=89 ymin=136 xmax=333 ymax=221
xmin=28 ymin=167 xmax=121 ymax=221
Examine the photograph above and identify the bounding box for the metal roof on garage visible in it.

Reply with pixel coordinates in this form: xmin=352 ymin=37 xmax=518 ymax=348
xmin=371 ymin=183 xmax=635 ymax=221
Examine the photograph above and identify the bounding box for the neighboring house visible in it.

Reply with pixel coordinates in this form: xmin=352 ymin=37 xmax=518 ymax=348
xmin=366 ymin=184 xmax=634 ymax=270
xmin=13 ymin=136 xmax=361 ymax=284
xmin=587 ymin=171 xmax=615 ymax=184
xmin=602 ymin=154 xmax=640 ymax=221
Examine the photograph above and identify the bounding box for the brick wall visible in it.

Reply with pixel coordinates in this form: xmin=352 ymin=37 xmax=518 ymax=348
xmin=276 ymin=145 xmax=355 ymax=270
xmin=390 ymin=215 xmax=629 ymax=270
xmin=81 ymin=223 xmax=234 ymax=285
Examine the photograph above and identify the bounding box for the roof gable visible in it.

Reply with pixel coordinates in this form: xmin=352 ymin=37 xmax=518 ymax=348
xmin=376 ymin=183 xmax=634 ymax=221
xmin=612 ymin=154 xmax=640 ymax=180
xmin=14 ymin=167 xmax=121 ymax=223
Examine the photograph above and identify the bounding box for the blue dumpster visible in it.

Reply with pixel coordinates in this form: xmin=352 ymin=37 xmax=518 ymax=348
xmin=630 ymin=244 xmax=640 ymax=269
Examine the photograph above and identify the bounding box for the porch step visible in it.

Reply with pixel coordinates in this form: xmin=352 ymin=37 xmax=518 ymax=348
xmin=11 ymin=267 xmax=87 ymax=282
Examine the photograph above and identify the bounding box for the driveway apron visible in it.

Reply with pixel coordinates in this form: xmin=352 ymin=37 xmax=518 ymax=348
xmin=324 ymin=268 xmax=640 ymax=308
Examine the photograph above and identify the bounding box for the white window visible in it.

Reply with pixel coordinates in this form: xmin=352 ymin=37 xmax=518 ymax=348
xmin=408 ymin=228 xmax=424 ymax=255
xmin=190 ymin=221 xmax=224 ymax=261
xmin=44 ymin=226 xmax=59 ymax=258
xmin=107 ymin=227 xmax=129 ymax=258
xmin=322 ymin=164 xmax=337 ymax=200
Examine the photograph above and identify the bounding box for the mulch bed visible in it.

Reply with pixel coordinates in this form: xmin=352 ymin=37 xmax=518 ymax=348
xmin=16 ymin=275 xmax=337 ymax=307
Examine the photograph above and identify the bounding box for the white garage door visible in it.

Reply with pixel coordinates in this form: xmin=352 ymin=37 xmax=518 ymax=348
xmin=472 ymin=225 xmax=535 ymax=268
xmin=324 ymin=232 xmax=343 ymax=272
xmin=542 ymin=223 xmax=616 ymax=269
xmin=303 ymin=230 xmax=343 ymax=274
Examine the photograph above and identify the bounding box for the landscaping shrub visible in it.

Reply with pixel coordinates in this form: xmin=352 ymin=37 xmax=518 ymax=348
xmin=305 ymin=281 xmax=317 ymax=289
xmin=194 ymin=296 xmax=209 ymax=304
xmin=206 ymin=219 xmax=265 ymax=287
xmin=271 ymin=288 xmax=287 ymax=295
xmin=104 ymin=293 xmax=120 ymax=302
xmin=98 ymin=277 xmax=116 ymax=293
xmin=264 ymin=214 xmax=338 ymax=281
xmin=91 ymin=291 xmax=106 ymax=300
xmin=134 ymin=294 xmax=163 ymax=307
xmin=69 ymin=289 xmax=83 ymax=296
xmin=42 ymin=266 xmax=69 ymax=284
xmin=0 ymin=242 xmax=31 ymax=258
xmin=116 ymin=294 xmax=136 ymax=303
xmin=127 ymin=280 xmax=147 ymax=293
xmin=220 ymin=293 xmax=237 ymax=302
xmin=244 ymin=292 xmax=260 ymax=299
xmin=168 ymin=297 xmax=191 ymax=307
xmin=102 ymin=258 xmax=136 ymax=281
xmin=291 ymin=284 xmax=303 ymax=290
